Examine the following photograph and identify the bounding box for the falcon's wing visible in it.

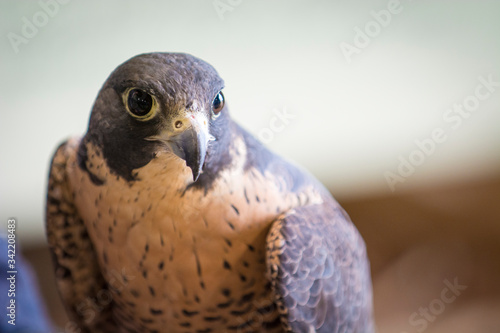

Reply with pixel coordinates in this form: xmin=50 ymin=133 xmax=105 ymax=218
xmin=266 ymin=202 xmax=374 ymax=333
xmin=46 ymin=139 xmax=115 ymax=332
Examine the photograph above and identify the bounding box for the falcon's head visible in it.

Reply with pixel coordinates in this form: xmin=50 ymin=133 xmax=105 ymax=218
xmin=84 ymin=53 xmax=231 ymax=184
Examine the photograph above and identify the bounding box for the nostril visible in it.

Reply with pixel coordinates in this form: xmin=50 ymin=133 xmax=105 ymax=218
xmin=175 ymin=120 xmax=183 ymax=129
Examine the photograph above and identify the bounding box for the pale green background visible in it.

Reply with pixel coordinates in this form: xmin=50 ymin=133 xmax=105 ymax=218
xmin=1 ymin=0 xmax=499 ymax=243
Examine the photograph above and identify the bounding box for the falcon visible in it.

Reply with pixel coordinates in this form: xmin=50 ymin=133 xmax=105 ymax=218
xmin=46 ymin=53 xmax=374 ymax=333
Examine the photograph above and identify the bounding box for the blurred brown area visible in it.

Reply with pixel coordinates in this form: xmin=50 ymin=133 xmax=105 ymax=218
xmin=24 ymin=174 xmax=500 ymax=332
xmin=340 ymin=174 xmax=500 ymax=333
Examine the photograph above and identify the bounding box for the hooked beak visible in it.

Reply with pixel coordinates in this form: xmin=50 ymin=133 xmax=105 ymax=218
xmin=167 ymin=114 xmax=210 ymax=182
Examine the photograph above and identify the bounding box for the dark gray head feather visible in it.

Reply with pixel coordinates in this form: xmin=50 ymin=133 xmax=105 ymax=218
xmin=80 ymin=52 xmax=229 ymax=182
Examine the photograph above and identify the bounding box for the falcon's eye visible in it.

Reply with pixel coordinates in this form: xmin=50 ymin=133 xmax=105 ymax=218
xmin=211 ymin=91 xmax=224 ymax=118
xmin=124 ymin=88 xmax=157 ymax=120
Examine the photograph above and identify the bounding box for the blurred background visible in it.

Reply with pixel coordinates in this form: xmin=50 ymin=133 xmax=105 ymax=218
xmin=1 ymin=0 xmax=499 ymax=332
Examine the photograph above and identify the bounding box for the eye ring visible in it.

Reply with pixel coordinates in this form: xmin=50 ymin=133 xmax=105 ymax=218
xmin=211 ymin=91 xmax=225 ymax=119
xmin=123 ymin=88 xmax=158 ymax=120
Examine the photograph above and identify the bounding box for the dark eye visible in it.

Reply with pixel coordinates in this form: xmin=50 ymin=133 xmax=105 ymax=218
xmin=126 ymin=88 xmax=155 ymax=118
xmin=211 ymin=91 xmax=225 ymax=116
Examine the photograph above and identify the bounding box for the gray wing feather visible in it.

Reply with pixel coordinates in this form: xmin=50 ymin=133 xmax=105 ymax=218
xmin=266 ymin=203 xmax=374 ymax=333
xmin=46 ymin=140 xmax=115 ymax=332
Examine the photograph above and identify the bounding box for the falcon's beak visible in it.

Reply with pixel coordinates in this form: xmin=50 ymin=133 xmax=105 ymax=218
xmin=166 ymin=114 xmax=209 ymax=182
